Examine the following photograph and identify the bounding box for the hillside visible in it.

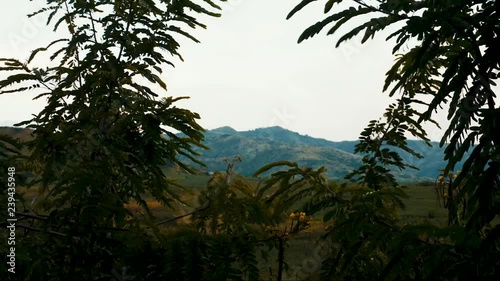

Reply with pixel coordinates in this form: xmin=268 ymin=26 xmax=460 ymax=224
xmin=0 ymin=126 xmax=34 ymax=141
xmin=193 ymin=130 xmax=363 ymax=179
xmin=185 ymin=126 xmax=468 ymax=181
xmin=0 ymin=126 xmax=467 ymax=181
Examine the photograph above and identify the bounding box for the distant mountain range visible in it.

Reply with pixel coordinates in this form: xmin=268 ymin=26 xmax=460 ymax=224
xmin=182 ymin=126 xmax=468 ymax=182
xmin=1 ymin=126 xmax=467 ymax=182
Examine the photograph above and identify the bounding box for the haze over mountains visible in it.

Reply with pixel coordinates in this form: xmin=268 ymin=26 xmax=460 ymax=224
xmin=0 ymin=125 xmax=467 ymax=182
xmin=185 ymin=126 xmax=467 ymax=182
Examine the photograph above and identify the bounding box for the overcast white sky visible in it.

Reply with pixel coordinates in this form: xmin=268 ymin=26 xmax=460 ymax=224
xmin=0 ymin=0 xmax=463 ymax=141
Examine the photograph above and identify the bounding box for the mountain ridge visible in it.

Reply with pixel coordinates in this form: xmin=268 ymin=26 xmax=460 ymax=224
xmin=187 ymin=126 xmax=463 ymax=182
xmin=0 ymin=126 xmax=464 ymax=182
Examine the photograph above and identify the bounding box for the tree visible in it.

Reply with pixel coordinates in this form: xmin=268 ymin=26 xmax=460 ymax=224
xmin=191 ymin=157 xmax=266 ymax=281
xmin=254 ymin=161 xmax=408 ymax=281
xmin=0 ymin=1 xmax=228 ymax=280
xmin=275 ymin=0 xmax=500 ymax=280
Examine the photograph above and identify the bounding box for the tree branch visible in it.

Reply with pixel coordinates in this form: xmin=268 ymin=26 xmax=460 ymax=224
xmin=15 ymin=211 xmax=48 ymax=220
xmin=352 ymin=0 xmax=408 ymax=20
xmin=16 ymin=223 xmax=74 ymax=239
xmin=154 ymin=200 xmax=210 ymax=227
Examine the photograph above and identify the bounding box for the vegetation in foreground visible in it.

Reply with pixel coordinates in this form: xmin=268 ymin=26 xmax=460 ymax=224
xmin=1 ymin=0 xmax=499 ymax=280
xmin=9 ymin=167 xmax=464 ymax=280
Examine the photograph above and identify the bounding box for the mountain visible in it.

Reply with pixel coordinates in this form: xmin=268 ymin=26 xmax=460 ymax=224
xmin=0 ymin=126 xmax=34 ymax=141
xmin=192 ymin=128 xmax=363 ymax=179
xmin=209 ymin=126 xmax=238 ymax=135
xmin=0 ymin=126 xmax=465 ymax=182
xmin=185 ymin=126 xmax=467 ymax=182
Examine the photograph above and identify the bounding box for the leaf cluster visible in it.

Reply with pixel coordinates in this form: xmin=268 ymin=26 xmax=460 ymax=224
xmin=0 ymin=0 xmax=227 ymax=279
xmin=286 ymin=1 xmax=500 ymax=280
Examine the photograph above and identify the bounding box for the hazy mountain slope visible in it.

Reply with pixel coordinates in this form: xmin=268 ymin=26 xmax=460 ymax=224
xmin=181 ymin=126 xmax=463 ymax=181
xmin=0 ymin=126 xmax=466 ymax=181
xmin=0 ymin=126 xmax=34 ymax=141
xmin=192 ymin=131 xmax=363 ymax=178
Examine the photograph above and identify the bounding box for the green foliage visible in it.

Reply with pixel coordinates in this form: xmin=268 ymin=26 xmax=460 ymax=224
xmin=286 ymin=0 xmax=500 ymax=280
xmin=2 ymin=0 xmax=498 ymax=280
xmin=190 ymin=158 xmax=271 ymax=280
xmin=64 ymin=227 xmax=260 ymax=281
xmin=255 ymin=162 xmax=409 ymax=280
xmin=346 ymin=101 xmax=432 ymax=190
xmin=0 ymin=0 xmax=226 ymax=280
xmin=193 ymin=157 xmax=280 ymax=235
xmin=254 ymin=161 xmax=335 ymax=213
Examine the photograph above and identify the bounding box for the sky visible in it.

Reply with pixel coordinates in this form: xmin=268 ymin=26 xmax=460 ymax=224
xmin=0 ymin=0 xmax=472 ymax=141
